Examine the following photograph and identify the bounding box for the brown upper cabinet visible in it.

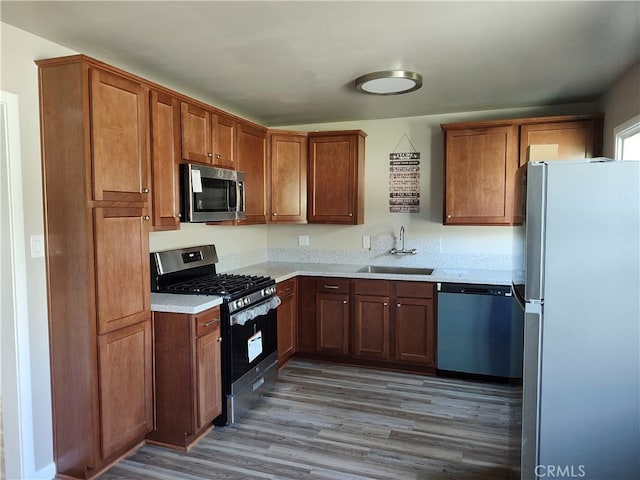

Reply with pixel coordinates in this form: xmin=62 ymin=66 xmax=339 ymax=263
xmin=308 ymin=130 xmax=366 ymax=225
xmin=150 ymin=91 xmax=181 ymax=230
xmin=180 ymin=101 xmax=235 ymax=169
xmin=519 ymin=118 xmax=600 ymax=166
xmin=268 ymin=130 xmax=308 ymax=224
xmin=90 ymin=68 xmax=150 ymax=203
xmin=236 ymin=121 xmax=269 ymax=224
xmin=441 ymin=114 xmax=602 ymax=226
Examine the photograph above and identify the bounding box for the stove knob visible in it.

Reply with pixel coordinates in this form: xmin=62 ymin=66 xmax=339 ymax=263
xmin=235 ymin=300 xmax=243 ymax=309
xmin=244 ymin=297 xmax=250 ymax=306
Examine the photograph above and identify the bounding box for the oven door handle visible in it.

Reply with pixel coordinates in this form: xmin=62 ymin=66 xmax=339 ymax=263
xmin=230 ymin=296 xmax=281 ymax=326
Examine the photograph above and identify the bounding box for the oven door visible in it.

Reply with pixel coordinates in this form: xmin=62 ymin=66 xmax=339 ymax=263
xmin=229 ymin=298 xmax=279 ymax=382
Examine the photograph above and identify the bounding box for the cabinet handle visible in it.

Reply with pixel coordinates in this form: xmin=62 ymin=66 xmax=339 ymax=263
xmin=176 ymin=213 xmax=182 ymax=218
xmin=323 ymin=285 xmax=339 ymax=289
xmin=215 ymin=153 xmax=221 ymax=159
xmin=343 ymin=300 xmax=347 ymax=304
xmin=141 ymin=188 xmax=149 ymax=193
xmin=207 ymin=153 xmax=213 ymax=157
xmin=272 ymin=212 xmax=277 ymax=216
xmin=384 ymin=302 xmax=388 ymax=306
xmin=203 ymin=319 xmax=218 ymax=327
xmin=396 ymin=303 xmax=401 ymax=307
xmin=217 ymin=337 xmax=222 ymax=343
xmin=446 ymin=214 xmax=452 ymax=219
xmin=349 ymin=213 xmax=353 ymax=217
xmin=280 ymin=288 xmax=292 ymax=295
xmin=143 ymin=215 xmax=150 ymax=221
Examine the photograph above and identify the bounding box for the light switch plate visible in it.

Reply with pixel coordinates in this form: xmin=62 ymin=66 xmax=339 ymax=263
xmin=298 ymin=235 xmax=310 ymax=247
xmin=30 ymin=234 xmax=45 ymax=258
xmin=362 ymin=235 xmax=371 ymax=249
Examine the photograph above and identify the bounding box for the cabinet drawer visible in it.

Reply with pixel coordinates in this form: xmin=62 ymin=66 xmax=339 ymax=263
xmin=394 ymin=281 xmax=434 ymax=299
xmin=277 ymin=278 xmax=296 ymax=298
xmin=353 ymin=279 xmax=390 ymax=296
xmin=316 ymin=277 xmax=349 ymax=294
xmin=194 ymin=306 xmax=220 ymax=338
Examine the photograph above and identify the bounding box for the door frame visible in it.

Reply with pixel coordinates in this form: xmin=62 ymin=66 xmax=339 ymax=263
xmin=1 ymin=90 xmax=51 ymax=479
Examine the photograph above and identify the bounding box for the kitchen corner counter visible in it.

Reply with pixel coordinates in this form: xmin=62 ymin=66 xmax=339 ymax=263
xmin=151 ymin=292 xmax=223 ymax=314
xmin=225 ymin=262 xmax=513 ymax=286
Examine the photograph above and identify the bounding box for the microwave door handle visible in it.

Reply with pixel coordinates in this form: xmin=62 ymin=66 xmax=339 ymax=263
xmin=238 ymin=181 xmax=245 ymax=215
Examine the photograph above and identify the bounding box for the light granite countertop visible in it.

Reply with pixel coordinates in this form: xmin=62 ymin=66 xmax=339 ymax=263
xmin=226 ymin=262 xmax=513 ymax=286
xmin=150 ymin=292 xmax=222 ymax=314
xmin=151 ymin=262 xmax=513 ymax=314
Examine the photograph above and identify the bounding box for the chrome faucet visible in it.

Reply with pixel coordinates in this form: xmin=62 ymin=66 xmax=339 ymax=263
xmin=390 ymin=225 xmax=417 ymax=255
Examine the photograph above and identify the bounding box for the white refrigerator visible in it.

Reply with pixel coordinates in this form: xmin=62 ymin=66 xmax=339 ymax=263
xmin=514 ymin=159 xmax=640 ymax=480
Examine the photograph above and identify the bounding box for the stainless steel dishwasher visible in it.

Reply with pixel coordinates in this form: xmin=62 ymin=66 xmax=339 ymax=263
xmin=437 ymin=283 xmax=524 ymax=380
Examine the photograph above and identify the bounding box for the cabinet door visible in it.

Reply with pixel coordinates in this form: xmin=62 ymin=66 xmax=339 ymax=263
xmin=395 ymin=297 xmax=435 ymax=365
xmin=98 ymin=320 xmax=153 ymax=459
xmin=277 ymin=279 xmax=297 ymax=365
xmin=444 ymin=125 xmax=519 ymax=225
xmin=150 ymin=91 xmax=180 ymax=230
xmin=308 ymin=134 xmax=357 ymax=224
xmin=296 ymin=276 xmax=317 ymax=353
xmin=520 ymin=120 xmax=597 ymax=166
xmin=237 ymin=122 xmax=268 ymax=224
xmin=316 ymin=292 xmax=350 ymax=355
xmin=94 ymin=207 xmax=150 ymax=334
xmin=270 ymin=133 xmax=307 ymax=223
xmin=181 ymin=102 xmax=212 ymax=163
xmin=196 ymin=326 xmax=222 ymax=430
xmin=90 ymin=68 xmax=149 ymax=203
xmin=353 ymin=295 xmax=390 ymax=360
xmin=212 ymin=113 xmax=235 ymax=168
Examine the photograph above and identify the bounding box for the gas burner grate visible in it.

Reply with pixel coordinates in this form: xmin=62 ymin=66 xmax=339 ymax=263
xmin=165 ymin=273 xmax=270 ymax=296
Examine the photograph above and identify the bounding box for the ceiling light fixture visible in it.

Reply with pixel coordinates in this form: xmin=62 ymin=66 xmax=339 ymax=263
xmin=355 ymin=70 xmax=423 ymax=95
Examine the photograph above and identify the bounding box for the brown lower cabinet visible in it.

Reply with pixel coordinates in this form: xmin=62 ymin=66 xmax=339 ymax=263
xmin=148 ymin=306 xmax=222 ymax=450
xmin=277 ymin=278 xmax=297 ymax=366
xmin=297 ymin=277 xmax=436 ymax=373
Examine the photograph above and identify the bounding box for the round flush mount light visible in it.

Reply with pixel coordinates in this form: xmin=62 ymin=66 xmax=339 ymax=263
xmin=355 ymin=70 xmax=423 ymax=95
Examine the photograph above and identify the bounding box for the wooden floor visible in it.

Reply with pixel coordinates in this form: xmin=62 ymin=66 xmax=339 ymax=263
xmin=103 ymin=359 xmax=522 ymax=480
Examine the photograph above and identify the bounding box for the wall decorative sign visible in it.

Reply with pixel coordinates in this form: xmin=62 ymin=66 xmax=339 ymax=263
xmin=389 ymin=135 xmax=420 ymax=213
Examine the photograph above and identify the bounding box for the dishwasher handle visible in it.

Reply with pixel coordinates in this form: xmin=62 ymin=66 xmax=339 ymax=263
xmin=437 ymin=282 xmax=511 ymax=296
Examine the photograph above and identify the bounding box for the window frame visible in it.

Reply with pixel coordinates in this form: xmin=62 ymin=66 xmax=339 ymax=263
xmin=614 ymin=114 xmax=640 ymax=160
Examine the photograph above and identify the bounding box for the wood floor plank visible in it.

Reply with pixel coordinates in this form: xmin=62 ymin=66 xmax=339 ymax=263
xmin=102 ymin=359 xmax=521 ymax=480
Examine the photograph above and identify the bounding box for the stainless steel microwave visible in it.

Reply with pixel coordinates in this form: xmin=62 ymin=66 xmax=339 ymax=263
xmin=180 ymin=163 xmax=245 ymax=222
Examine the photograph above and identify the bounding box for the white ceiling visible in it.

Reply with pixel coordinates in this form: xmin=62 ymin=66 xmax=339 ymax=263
xmin=2 ymin=1 xmax=639 ymax=126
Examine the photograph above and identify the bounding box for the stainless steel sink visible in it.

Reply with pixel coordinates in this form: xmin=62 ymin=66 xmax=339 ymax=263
xmin=356 ymin=265 xmax=434 ymax=275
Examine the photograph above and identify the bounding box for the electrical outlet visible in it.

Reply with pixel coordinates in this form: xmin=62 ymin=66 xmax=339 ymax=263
xmin=362 ymin=235 xmax=371 ymax=249
xmin=298 ymin=235 xmax=310 ymax=246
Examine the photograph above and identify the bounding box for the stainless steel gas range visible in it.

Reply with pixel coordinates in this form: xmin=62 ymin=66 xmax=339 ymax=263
xmin=150 ymin=244 xmax=279 ymax=425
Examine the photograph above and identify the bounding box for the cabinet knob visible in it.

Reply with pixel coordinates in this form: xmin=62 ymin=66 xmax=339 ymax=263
xmin=207 ymin=153 xmax=213 ymax=157
xmin=349 ymin=213 xmax=353 ymax=217
xmin=141 ymin=188 xmax=149 ymax=193
xmin=217 ymin=337 xmax=222 ymax=343
xmin=272 ymin=212 xmax=277 ymax=216
xmin=176 ymin=213 xmax=182 ymax=218
xmin=384 ymin=302 xmax=388 ymax=306
xmin=446 ymin=214 xmax=452 ymax=219
xmin=143 ymin=215 xmax=150 ymax=221
xmin=396 ymin=303 xmax=401 ymax=308
xmin=215 ymin=153 xmax=221 ymax=159
xmin=343 ymin=300 xmax=347 ymax=304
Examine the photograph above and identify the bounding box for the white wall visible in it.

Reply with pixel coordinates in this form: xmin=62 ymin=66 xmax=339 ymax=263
xmin=0 ymin=23 xmax=77 ymax=477
xmin=598 ymin=61 xmax=640 ymax=157
xmin=269 ymin=102 xmax=599 ymax=269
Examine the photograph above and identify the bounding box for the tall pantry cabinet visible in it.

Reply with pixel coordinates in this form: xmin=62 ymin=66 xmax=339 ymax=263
xmin=37 ymin=55 xmax=153 ymax=479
